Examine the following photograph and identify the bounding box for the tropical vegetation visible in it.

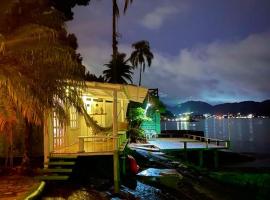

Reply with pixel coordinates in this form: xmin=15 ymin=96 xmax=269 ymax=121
xmin=103 ymin=0 xmax=134 ymax=84
xmin=130 ymin=40 xmax=154 ymax=86
xmin=0 ymin=0 xmax=90 ymax=172
xmin=103 ymin=53 xmax=133 ymax=84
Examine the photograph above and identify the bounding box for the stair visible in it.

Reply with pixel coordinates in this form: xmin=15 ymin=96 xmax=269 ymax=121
xmin=37 ymin=156 xmax=77 ymax=181
xmin=48 ymin=161 xmax=76 ymax=166
xmin=41 ymin=168 xmax=73 ymax=173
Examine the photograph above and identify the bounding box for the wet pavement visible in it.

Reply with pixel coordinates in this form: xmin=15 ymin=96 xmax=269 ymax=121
xmin=41 ymin=181 xmax=180 ymax=200
xmin=0 ymin=175 xmax=39 ymax=200
xmin=42 ymin=183 xmax=109 ymax=200
xmin=122 ymin=181 xmax=179 ymax=200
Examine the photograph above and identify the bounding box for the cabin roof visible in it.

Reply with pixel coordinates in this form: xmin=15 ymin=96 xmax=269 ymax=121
xmin=84 ymin=82 xmax=148 ymax=103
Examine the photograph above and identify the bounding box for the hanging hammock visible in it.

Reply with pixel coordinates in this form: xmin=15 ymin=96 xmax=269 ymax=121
xmin=81 ymin=106 xmax=112 ymax=135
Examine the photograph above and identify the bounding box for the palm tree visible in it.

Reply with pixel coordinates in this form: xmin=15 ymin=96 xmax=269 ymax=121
xmin=0 ymin=1 xmax=86 ymax=172
xmin=85 ymin=71 xmax=105 ymax=82
xmin=112 ymin=0 xmax=133 ymax=57
xmin=130 ymin=40 xmax=154 ymax=86
xmin=103 ymin=53 xmax=133 ymax=84
xmin=111 ymin=0 xmax=133 ymax=83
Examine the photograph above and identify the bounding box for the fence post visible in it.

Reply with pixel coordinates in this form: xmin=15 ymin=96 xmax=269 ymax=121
xmin=214 ymin=150 xmax=219 ymax=169
xmin=183 ymin=141 xmax=188 ymax=160
xmin=184 ymin=141 xmax=187 ymax=150
xmin=78 ymin=137 xmax=84 ymax=153
xmin=121 ymin=152 xmax=127 ymax=176
xmin=199 ymin=150 xmax=203 ymax=168
xmin=226 ymin=140 xmax=231 ymax=149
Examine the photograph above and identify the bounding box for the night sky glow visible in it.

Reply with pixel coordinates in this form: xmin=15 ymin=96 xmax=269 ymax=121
xmin=68 ymin=0 xmax=270 ymax=105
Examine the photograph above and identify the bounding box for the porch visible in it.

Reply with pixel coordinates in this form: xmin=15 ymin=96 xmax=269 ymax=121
xmin=43 ymin=82 xmax=148 ymax=193
xmin=50 ymin=131 xmax=128 ymax=157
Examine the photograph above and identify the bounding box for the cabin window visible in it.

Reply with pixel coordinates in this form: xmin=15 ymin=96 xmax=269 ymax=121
xmin=70 ymin=106 xmax=78 ymax=129
xmin=53 ymin=112 xmax=64 ymax=149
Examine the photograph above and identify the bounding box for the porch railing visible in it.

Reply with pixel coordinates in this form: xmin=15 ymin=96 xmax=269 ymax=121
xmin=183 ymin=134 xmax=230 ymax=149
xmin=78 ymin=132 xmax=127 ymax=153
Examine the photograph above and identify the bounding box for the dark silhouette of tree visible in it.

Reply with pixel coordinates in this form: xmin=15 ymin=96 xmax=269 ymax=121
xmin=130 ymin=40 xmax=154 ymax=86
xmin=0 ymin=0 xmax=89 ymax=173
xmin=112 ymin=0 xmax=133 ymax=57
xmin=50 ymin=0 xmax=91 ymax=20
xmin=111 ymin=0 xmax=133 ymax=82
xmin=103 ymin=53 xmax=133 ymax=84
xmin=85 ymin=71 xmax=105 ymax=82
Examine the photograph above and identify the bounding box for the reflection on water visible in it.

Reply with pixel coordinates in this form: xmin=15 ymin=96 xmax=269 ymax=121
xmin=180 ymin=122 xmax=188 ymax=130
xmin=161 ymin=118 xmax=270 ymax=154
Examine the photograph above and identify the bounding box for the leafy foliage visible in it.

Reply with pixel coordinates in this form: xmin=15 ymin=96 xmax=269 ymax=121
xmin=128 ymin=107 xmax=151 ymax=129
xmin=130 ymin=40 xmax=154 ymax=86
xmin=0 ymin=0 xmax=89 ymax=170
xmin=127 ymin=128 xmax=145 ymax=143
xmin=103 ymin=53 xmax=133 ymax=84
xmin=49 ymin=0 xmax=91 ymax=20
xmin=0 ymin=0 xmax=86 ymax=127
xmin=85 ymin=71 xmax=105 ymax=82
xmin=147 ymin=96 xmax=166 ymax=115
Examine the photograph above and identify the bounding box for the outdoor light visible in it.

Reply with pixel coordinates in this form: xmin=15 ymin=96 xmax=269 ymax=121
xmin=145 ymin=103 xmax=152 ymax=114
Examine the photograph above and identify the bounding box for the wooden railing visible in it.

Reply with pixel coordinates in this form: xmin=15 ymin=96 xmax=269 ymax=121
xmin=78 ymin=132 xmax=127 ymax=153
xmin=183 ymin=134 xmax=230 ymax=149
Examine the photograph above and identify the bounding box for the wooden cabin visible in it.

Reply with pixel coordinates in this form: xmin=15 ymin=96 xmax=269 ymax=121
xmin=42 ymin=82 xmax=148 ymax=191
xmin=43 ymin=82 xmax=148 ymax=160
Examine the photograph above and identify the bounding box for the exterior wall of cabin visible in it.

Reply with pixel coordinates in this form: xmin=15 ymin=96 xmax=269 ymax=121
xmin=141 ymin=112 xmax=161 ymax=134
xmin=48 ymin=94 xmax=130 ymax=153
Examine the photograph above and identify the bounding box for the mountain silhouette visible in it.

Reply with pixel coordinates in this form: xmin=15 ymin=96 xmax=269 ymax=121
xmin=169 ymin=100 xmax=270 ymax=116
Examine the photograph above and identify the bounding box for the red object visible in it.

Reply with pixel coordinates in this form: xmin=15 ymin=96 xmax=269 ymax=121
xmin=128 ymin=155 xmax=139 ymax=174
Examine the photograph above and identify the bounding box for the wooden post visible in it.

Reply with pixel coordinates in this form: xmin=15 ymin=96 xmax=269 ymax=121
xmin=226 ymin=140 xmax=231 ymax=149
xmin=113 ymin=90 xmax=120 ymax=193
xmin=78 ymin=137 xmax=84 ymax=152
xmin=102 ymin=99 xmax=106 ymax=126
xmin=121 ymin=154 xmax=126 ymax=176
xmin=199 ymin=150 xmax=203 ymax=168
xmin=214 ymin=150 xmax=219 ymax=169
xmin=183 ymin=142 xmax=187 ymax=160
xmin=120 ymin=100 xmax=124 ymax=122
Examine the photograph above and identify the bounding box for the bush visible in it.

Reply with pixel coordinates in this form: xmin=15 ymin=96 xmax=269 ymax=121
xmin=127 ymin=128 xmax=146 ymax=143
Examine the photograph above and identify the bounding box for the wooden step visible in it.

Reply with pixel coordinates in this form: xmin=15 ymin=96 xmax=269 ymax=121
xmin=37 ymin=175 xmax=69 ymax=181
xmin=41 ymin=168 xmax=73 ymax=173
xmin=47 ymin=161 xmax=75 ymax=166
xmin=49 ymin=155 xmax=78 ymax=159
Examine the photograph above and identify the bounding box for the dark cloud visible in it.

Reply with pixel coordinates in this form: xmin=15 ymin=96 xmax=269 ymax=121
xmin=142 ymin=32 xmax=270 ymax=105
xmin=67 ymin=0 xmax=270 ymax=105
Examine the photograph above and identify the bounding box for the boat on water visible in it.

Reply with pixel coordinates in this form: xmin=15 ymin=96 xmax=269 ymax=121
xmin=128 ymin=143 xmax=160 ymax=152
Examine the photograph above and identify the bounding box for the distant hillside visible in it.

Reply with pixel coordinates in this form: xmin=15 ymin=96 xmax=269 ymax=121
xmin=170 ymin=100 xmax=270 ymax=116
xmin=172 ymin=101 xmax=213 ymax=114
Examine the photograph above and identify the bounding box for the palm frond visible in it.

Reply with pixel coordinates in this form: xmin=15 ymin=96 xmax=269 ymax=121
xmin=123 ymin=0 xmax=133 ymax=14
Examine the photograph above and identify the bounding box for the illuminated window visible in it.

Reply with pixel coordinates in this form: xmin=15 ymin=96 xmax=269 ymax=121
xmin=70 ymin=106 xmax=78 ymax=128
xmin=53 ymin=112 xmax=64 ymax=149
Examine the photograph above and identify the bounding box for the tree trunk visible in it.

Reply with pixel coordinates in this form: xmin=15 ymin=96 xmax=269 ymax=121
xmin=4 ymin=124 xmax=13 ymax=169
xmin=21 ymin=119 xmax=32 ymax=175
xmin=139 ymin=65 xmax=142 ymax=86
xmin=112 ymin=0 xmax=118 ymax=83
xmin=112 ymin=0 xmax=118 ymax=57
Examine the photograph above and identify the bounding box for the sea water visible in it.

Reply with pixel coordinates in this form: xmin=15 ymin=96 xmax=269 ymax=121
xmin=161 ymin=118 xmax=270 ymax=154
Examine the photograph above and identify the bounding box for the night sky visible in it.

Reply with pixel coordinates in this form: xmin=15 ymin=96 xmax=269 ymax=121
xmin=67 ymin=0 xmax=270 ymax=106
